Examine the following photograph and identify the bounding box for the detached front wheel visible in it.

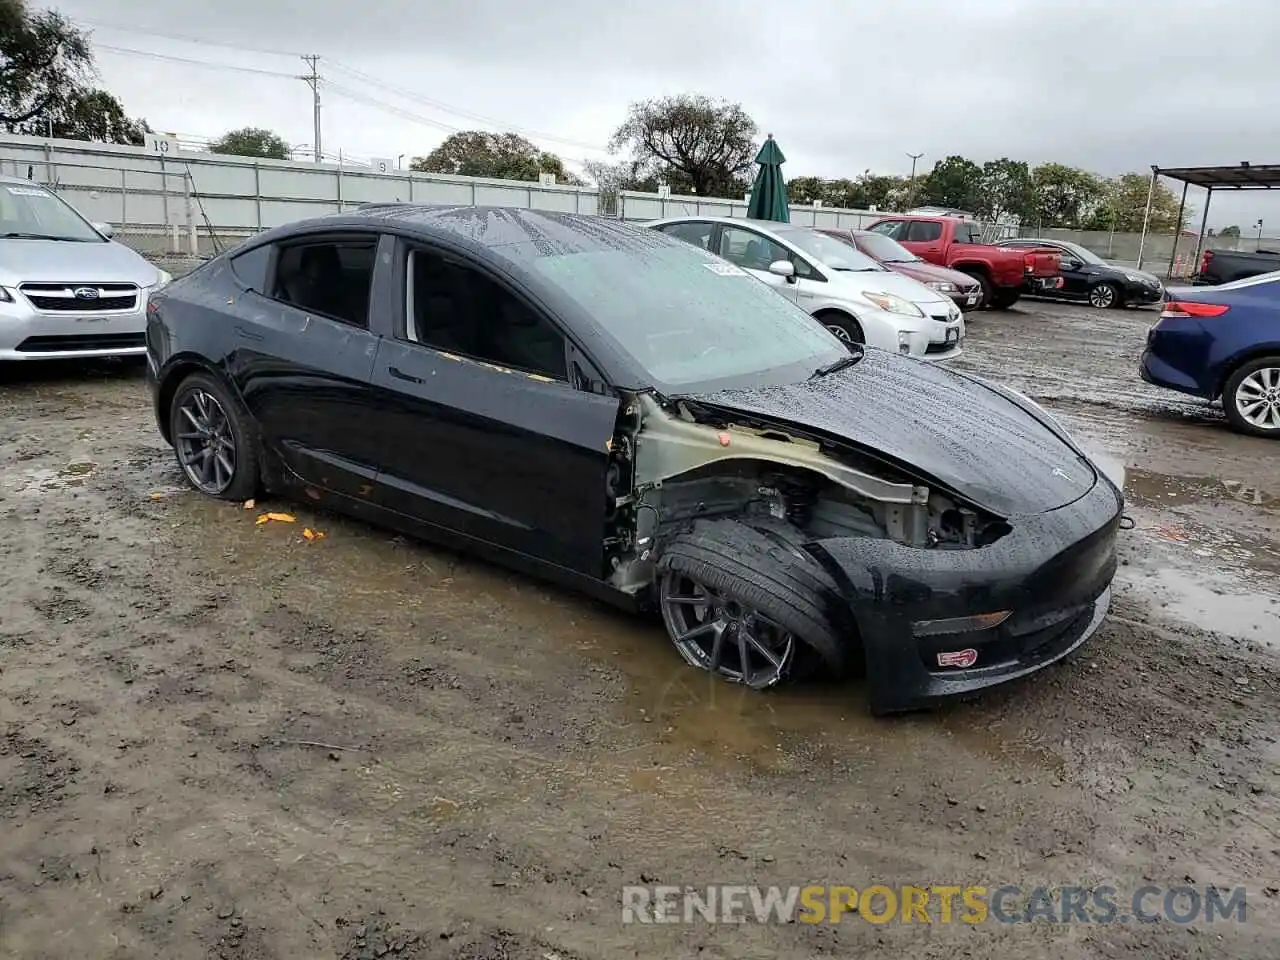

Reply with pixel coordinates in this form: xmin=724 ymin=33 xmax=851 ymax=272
xmin=655 ymin=519 xmax=852 ymax=689
xmin=169 ymin=372 xmax=260 ymax=501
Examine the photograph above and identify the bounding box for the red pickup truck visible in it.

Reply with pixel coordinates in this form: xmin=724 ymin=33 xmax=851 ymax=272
xmin=865 ymin=215 xmax=1062 ymax=309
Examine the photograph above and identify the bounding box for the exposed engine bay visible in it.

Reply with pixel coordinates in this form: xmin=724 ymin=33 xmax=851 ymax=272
xmin=603 ymin=392 xmax=1011 ymax=594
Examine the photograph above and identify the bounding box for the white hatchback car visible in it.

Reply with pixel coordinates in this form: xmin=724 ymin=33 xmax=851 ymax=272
xmin=649 ymin=216 xmax=964 ymax=360
xmin=0 ymin=174 xmax=170 ymax=361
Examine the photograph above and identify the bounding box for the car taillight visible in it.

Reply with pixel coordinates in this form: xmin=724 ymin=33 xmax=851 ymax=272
xmin=1160 ymin=300 xmax=1229 ymax=319
xmin=1200 ymin=250 xmax=1214 ymax=273
xmin=1023 ymin=253 xmax=1035 ymax=274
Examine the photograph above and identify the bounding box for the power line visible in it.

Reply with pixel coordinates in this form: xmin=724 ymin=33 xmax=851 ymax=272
xmin=95 ymin=43 xmax=299 ymax=79
xmin=82 ymin=17 xmax=610 ymax=154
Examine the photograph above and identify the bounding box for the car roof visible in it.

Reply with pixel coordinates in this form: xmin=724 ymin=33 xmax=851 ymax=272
xmin=260 ymin=204 xmax=682 ymax=259
xmin=650 ymin=215 xmax=819 ymax=233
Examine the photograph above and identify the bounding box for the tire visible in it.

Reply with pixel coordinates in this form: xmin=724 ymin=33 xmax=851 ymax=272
xmin=816 ymin=311 xmax=864 ymax=348
xmin=989 ymin=288 xmax=1021 ymax=310
xmin=960 ymin=270 xmax=993 ymax=309
xmin=655 ymin=518 xmax=853 ymax=689
xmin=1088 ymin=282 xmax=1121 ymax=309
xmin=168 ymin=372 xmax=261 ymax=501
xmin=1222 ymin=356 xmax=1280 ymax=439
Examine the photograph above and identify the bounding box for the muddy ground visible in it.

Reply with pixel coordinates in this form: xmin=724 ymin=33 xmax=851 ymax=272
xmin=0 ymin=295 xmax=1277 ymax=959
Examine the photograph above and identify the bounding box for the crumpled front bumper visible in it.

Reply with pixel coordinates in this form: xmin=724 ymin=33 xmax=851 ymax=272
xmin=807 ymin=475 xmax=1124 ymax=715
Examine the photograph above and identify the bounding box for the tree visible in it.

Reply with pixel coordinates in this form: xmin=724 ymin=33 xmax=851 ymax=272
xmin=921 ymin=155 xmax=984 ymax=212
xmin=608 ymin=94 xmax=757 ymax=198
xmin=210 ymin=126 xmax=290 ymax=160
xmin=1081 ymin=173 xmax=1185 ymax=233
xmin=979 ymin=157 xmax=1036 ymax=224
xmin=1219 ymin=224 xmax=1241 ymax=238
xmin=1030 ymin=163 xmax=1104 ymax=229
xmin=410 ymin=131 xmax=582 ymax=185
xmin=0 ymin=0 xmax=147 ymax=143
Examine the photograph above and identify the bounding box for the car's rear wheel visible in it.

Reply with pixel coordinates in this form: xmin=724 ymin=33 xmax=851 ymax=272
xmin=960 ymin=270 xmax=993 ymax=309
xmin=989 ymin=288 xmax=1021 ymax=310
xmin=655 ymin=518 xmax=852 ymax=689
xmin=1089 ymin=282 xmax=1121 ymax=309
xmin=816 ymin=310 xmax=864 ymax=348
xmin=1223 ymin=357 xmax=1280 ymax=438
xmin=169 ymin=372 xmax=260 ymax=500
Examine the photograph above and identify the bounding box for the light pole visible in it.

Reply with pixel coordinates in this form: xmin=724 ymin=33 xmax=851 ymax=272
xmin=906 ymin=152 xmax=923 ymax=207
xmin=1257 ymin=218 xmax=1264 ymax=245
xmin=397 ymin=154 xmax=405 ymax=169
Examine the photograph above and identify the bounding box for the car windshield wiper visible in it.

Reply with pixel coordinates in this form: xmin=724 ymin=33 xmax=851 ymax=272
xmin=831 ymin=266 xmax=882 ymax=272
xmin=0 ymin=232 xmax=87 ymax=241
xmin=810 ymin=350 xmax=863 ymax=379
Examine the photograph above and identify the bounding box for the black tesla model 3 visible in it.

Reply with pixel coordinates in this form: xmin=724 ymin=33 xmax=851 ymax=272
xmin=146 ymin=205 xmax=1125 ymax=714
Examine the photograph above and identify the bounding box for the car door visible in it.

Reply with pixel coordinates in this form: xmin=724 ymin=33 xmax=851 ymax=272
xmin=1054 ymin=247 xmax=1092 ymax=298
xmin=902 ymin=220 xmax=946 ymax=265
xmin=367 ymin=237 xmax=619 ymax=578
xmin=225 ymin=230 xmax=387 ymax=501
xmin=715 ymin=224 xmax=805 ymax=307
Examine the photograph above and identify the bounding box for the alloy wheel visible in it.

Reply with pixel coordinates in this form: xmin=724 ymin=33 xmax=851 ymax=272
xmin=658 ymin=571 xmax=796 ymax=689
xmin=827 ymin=323 xmax=852 ymax=342
xmin=1089 ymin=284 xmax=1116 ymax=309
xmin=1234 ymin=366 xmax=1280 ymax=431
xmin=174 ymin=388 xmax=238 ymax=494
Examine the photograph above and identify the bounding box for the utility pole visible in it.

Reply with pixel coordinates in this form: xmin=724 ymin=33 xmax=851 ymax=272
xmin=300 ymin=55 xmax=322 ymax=163
xmin=906 ymin=152 xmax=923 ymax=207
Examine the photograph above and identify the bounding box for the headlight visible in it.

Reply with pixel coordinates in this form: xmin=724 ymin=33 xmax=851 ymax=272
xmin=864 ymin=291 xmax=924 ymax=317
xmin=1123 ymin=273 xmax=1143 ymax=283
xmin=0 ymin=287 xmax=12 ymax=303
xmin=154 ymin=269 xmax=173 ymax=289
xmin=928 ymin=280 xmax=957 ymax=293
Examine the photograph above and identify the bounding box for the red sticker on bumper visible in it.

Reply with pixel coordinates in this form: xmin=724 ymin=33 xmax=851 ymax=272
xmin=937 ymin=648 xmax=979 ymax=668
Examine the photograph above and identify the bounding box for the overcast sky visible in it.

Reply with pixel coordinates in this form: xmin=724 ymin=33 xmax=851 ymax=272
xmin=52 ymin=0 xmax=1280 ymax=230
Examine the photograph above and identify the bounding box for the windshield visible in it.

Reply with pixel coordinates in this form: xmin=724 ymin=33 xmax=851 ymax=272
xmin=0 ymin=182 xmax=104 ymax=241
xmin=775 ymin=228 xmax=885 ymax=272
xmin=530 ymin=245 xmax=847 ymax=392
xmin=853 ymin=231 xmax=919 ymax=263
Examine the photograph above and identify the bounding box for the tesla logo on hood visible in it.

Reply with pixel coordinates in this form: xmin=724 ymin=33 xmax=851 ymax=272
xmin=1052 ymin=467 xmax=1074 ymax=481
xmin=937 ymin=648 xmax=978 ymax=668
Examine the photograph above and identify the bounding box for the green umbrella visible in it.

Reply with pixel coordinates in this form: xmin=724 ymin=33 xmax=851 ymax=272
xmin=746 ymin=134 xmax=789 ymax=222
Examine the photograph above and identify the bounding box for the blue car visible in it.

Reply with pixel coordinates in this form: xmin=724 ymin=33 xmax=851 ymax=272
xmin=1140 ymin=271 xmax=1280 ymax=438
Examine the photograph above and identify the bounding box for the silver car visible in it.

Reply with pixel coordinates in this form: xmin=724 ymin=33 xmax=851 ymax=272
xmin=0 ymin=174 xmax=170 ymax=361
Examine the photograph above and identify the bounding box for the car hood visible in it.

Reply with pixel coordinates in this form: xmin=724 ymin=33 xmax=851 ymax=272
xmin=684 ymin=349 xmax=1096 ymax=517
xmin=885 ymin=260 xmax=979 ymax=289
xmin=0 ymin=238 xmax=161 ymax=287
xmin=828 ymin=267 xmax=955 ymax=312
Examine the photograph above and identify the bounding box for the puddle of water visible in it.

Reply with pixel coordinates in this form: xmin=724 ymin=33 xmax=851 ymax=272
xmin=1120 ymin=563 xmax=1280 ymax=649
xmin=1126 ymin=468 xmax=1278 ymax=513
xmin=4 ymin=460 xmax=98 ymax=493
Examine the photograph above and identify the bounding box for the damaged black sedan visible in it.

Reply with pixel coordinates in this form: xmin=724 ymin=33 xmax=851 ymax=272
xmin=146 ymin=205 xmax=1124 ymax=714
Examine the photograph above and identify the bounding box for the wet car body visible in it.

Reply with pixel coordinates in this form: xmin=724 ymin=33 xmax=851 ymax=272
xmin=1140 ymin=271 xmax=1280 ymax=438
xmin=146 ymin=205 xmax=1124 ymax=713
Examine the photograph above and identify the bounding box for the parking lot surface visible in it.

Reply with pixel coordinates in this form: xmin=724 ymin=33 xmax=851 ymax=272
xmin=0 ymin=297 xmax=1276 ymax=959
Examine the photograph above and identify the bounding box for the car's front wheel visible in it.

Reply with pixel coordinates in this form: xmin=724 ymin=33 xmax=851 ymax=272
xmin=169 ymin=372 xmax=260 ymax=500
xmin=1223 ymin=357 xmax=1280 ymax=438
xmin=655 ymin=518 xmax=851 ymax=689
xmin=816 ymin=310 xmax=864 ymax=348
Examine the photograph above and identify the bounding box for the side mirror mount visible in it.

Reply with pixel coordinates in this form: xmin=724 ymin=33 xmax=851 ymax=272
xmin=768 ymin=259 xmax=797 ymax=283
xmin=92 ymin=221 xmax=114 ymax=238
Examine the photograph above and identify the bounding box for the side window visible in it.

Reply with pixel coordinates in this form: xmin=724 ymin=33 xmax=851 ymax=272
xmin=658 ymin=221 xmax=714 ymax=251
xmin=406 ymin=247 xmax=568 ymax=381
xmin=905 ymin=221 xmax=943 ymax=243
xmin=952 ymin=223 xmax=981 ymax=244
xmin=792 ymin=256 xmax=822 ymax=280
xmin=228 ymin=244 xmax=272 ymax=292
xmin=719 ymin=227 xmax=791 ymax=271
xmin=869 ymin=220 xmax=903 ymax=238
xmin=272 ymin=237 xmax=376 ymax=328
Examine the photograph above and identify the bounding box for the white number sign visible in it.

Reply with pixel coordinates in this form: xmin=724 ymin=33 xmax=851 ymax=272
xmin=144 ymin=134 xmax=179 ymax=156
xmin=370 ymin=157 xmax=396 ymax=175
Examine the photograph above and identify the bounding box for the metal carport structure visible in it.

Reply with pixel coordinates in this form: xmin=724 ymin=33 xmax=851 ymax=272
xmin=1138 ymin=162 xmax=1280 ymax=276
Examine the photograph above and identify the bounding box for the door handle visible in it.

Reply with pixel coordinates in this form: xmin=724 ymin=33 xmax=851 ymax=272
xmin=388 ymin=365 xmax=424 ymax=385
xmin=234 ymin=324 xmax=264 ymax=342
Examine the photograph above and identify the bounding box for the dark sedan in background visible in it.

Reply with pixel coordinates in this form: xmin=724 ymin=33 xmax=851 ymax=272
xmin=998 ymin=238 xmax=1164 ymax=309
xmin=818 ymin=227 xmax=984 ymax=312
xmin=1141 ymin=270 xmax=1280 ymax=438
xmin=146 ymin=204 xmax=1124 ymax=713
